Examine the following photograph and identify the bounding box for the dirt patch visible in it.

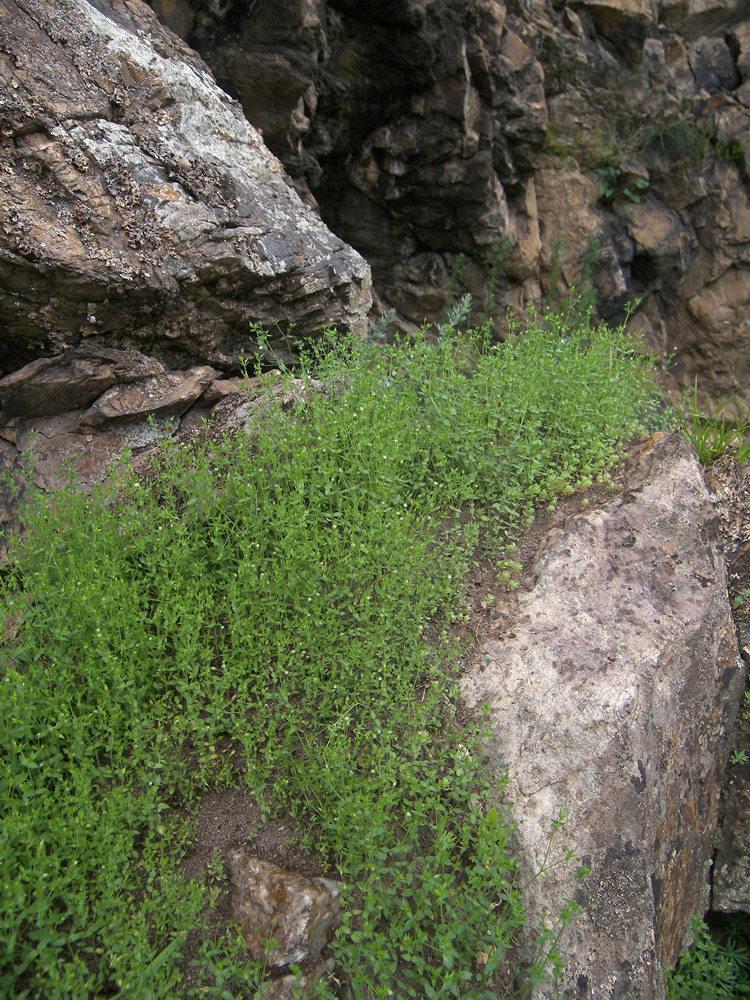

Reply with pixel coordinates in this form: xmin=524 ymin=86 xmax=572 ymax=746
xmin=181 ymin=786 xmax=264 ymax=881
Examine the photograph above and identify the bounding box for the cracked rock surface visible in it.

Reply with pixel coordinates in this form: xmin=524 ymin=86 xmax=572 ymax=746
xmin=0 ymin=0 xmax=371 ymax=377
xmin=461 ymin=433 xmax=745 ymax=998
xmin=162 ymin=0 xmax=750 ymax=409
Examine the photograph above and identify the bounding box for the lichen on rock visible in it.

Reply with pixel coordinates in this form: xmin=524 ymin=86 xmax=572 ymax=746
xmin=0 ymin=0 xmax=371 ymax=377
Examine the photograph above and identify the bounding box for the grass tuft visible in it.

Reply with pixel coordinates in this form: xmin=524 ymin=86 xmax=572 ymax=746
xmin=682 ymin=379 xmax=750 ymax=466
xmin=667 ymin=916 xmax=750 ymax=999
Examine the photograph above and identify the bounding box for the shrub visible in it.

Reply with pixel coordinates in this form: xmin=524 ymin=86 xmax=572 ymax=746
xmin=1 ymin=311 xmax=662 ymax=998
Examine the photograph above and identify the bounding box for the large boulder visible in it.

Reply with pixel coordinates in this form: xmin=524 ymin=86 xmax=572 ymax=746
xmin=0 ymin=0 xmax=371 ymax=378
xmin=460 ymin=434 xmax=745 ymax=998
xmin=703 ymin=455 xmax=750 ymax=916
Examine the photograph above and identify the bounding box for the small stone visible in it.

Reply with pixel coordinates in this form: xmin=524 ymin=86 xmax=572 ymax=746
xmin=227 ymin=851 xmax=342 ymax=967
xmin=77 ymin=367 xmax=217 ymax=429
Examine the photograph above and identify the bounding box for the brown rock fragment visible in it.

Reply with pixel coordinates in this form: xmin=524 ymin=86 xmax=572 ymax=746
xmin=227 ymin=851 xmax=342 ymax=968
xmin=77 ymin=366 xmax=217 ymax=429
xmin=0 ymin=349 xmax=165 ymax=419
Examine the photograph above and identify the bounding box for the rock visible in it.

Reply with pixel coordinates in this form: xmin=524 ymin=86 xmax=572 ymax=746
xmin=660 ymin=0 xmax=748 ymax=40
xmin=713 ymin=769 xmax=750 ymax=912
xmin=617 ymin=196 xmax=694 ymax=280
xmin=260 ymin=959 xmax=336 ymax=999
xmin=704 ymin=455 xmax=750 ymax=915
xmin=0 ymin=363 xmax=324 ymax=564
xmin=0 ymin=0 xmax=371 ymax=378
xmin=688 ymin=36 xmax=741 ymax=92
xmin=169 ymin=0 xmax=750 ymax=409
xmin=0 ymin=402 xmax=178 ymax=563
xmin=226 ymin=851 xmax=342 ymax=967
xmin=460 ymin=433 xmax=744 ymax=998
xmin=181 ymin=0 xmax=545 ymax=330
xmin=0 ymin=348 xmax=165 ymax=419
xmin=534 ymin=168 xmax=623 ymax=307
xmin=76 ymin=365 xmax=217 ymax=429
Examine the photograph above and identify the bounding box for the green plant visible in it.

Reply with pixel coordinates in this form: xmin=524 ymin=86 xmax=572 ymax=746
xmin=731 ymin=750 xmax=748 ymax=766
xmin=446 ymin=252 xmax=467 ymax=308
xmin=248 ymin=318 xmax=296 ymax=373
xmin=596 ymin=163 xmax=649 ymax=205
xmin=371 ymin=308 xmax=397 ymax=341
xmin=682 ymin=379 xmax=750 ymax=465
xmin=640 ymin=121 xmax=711 ymax=168
xmin=1 ymin=306 xmax=663 ymax=999
xmin=667 ymin=916 xmax=750 ymax=999
xmin=545 ymin=239 xmax=599 ymax=323
xmin=483 ymin=235 xmax=512 ymax=327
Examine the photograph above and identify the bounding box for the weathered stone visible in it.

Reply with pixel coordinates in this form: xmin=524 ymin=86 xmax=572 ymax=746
xmin=460 ymin=433 xmax=744 ymax=998
xmin=536 ymin=168 xmax=604 ymax=294
xmin=660 ymin=0 xmax=748 ymax=40
xmin=259 ymin=959 xmax=336 ymax=999
xmin=688 ymin=36 xmax=741 ymax=92
xmin=704 ymin=456 xmax=750 ymax=916
xmin=227 ymin=851 xmax=342 ymax=967
xmin=0 ymin=0 xmax=371 ymax=377
xmin=617 ymin=196 xmax=694 ymax=279
xmin=148 ymin=0 xmax=194 ymax=39
xmin=731 ymin=22 xmax=750 ymax=83
xmin=0 ymin=348 xmax=165 ymax=419
xmin=0 ymin=365 xmax=321 ymax=563
xmin=572 ymin=0 xmax=656 ymax=17
xmin=166 ymin=0 xmax=750 ymax=408
xmin=77 ymin=365 xmax=216 ymax=429
xmin=713 ymin=767 xmax=750 ymax=913
xmin=180 ymin=0 xmax=542 ymax=331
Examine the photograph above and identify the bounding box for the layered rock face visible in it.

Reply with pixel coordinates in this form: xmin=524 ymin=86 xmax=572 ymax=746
xmin=166 ymin=0 xmax=750 ymax=407
xmin=461 ymin=434 xmax=745 ymax=997
xmin=0 ymin=0 xmax=371 ymax=378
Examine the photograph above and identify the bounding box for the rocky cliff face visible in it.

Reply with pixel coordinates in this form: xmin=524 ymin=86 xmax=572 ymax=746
xmin=157 ymin=0 xmax=750 ymax=408
xmin=1 ymin=4 xmax=749 ymax=991
xmin=0 ymin=0 xmax=371 ymax=378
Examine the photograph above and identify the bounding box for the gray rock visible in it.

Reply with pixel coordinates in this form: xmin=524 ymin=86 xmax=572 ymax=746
xmin=705 ymin=456 xmax=750 ymax=915
xmin=713 ymin=768 xmax=750 ymax=913
xmin=460 ymin=433 xmax=744 ymax=998
xmin=0 ymin=0 xmax=371 ymax=377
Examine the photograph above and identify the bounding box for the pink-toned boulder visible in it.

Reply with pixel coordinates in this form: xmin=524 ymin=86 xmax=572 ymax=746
xmin=461 ymin=433 xmax=744 ymax=998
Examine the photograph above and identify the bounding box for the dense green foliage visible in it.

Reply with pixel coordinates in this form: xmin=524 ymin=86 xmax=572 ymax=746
xmin=668 ymin=917 xmax=750 ymax=999
xmin=1 ymin=312 xmax=661 ymax=998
